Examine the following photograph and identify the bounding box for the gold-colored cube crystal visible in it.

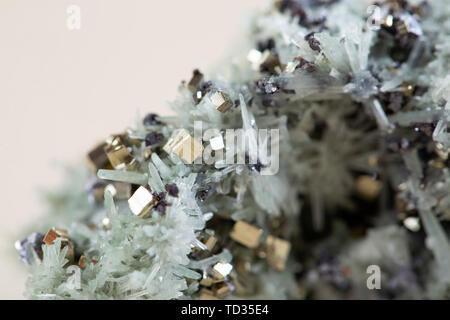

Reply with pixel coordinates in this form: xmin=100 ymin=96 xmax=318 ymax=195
xmin=199 ymin=289 xmax=220 ymax=300
xmin=212 ymin=283 xmax=232 ymax=299
xmin=230 ymin=221 xmax=262 ymax=249
xmin=191 ymin=230 xmax=218 ymax=259
xmin=163 ymin=129 xmax=204 ymax=164
xmin=128 ymin=186 xmax=157 ymax=218
xmin=188 ymin=69 xmax=204 ymax=93
xmin=43 ymin=227 xmax=74 ymax=264
xmin=198 ymin=229 xmax=217 ymax=252
xmin=104 ymin=136 xmax=135 ymax=169
xmin=355 ymin=175 xmax=382 ymax=201
xmin=86 ymin=142 xmax=110 ymax=173
xmin=43 ymin=227 xmax=69 ymax=245
xmin=210 ymin=91 xmax=233 ymax=112
xmin=107 ymin=146 xmax=130 ymax=168
xmin=259 ymin=50 xmax=281 ymax=74
xmin=200 ymin=276 xmax=223 ymax=287
xmin=212 ymin=262 xmax=233 ymax=280
xmin=209 ymin=135 xmax=225 ymax=151
xmin=105 ymin=134 xmax=123 ymax=147
xmin=65 ymin=242 xmax=75 ymax=264
xmin=204 ymin=235 xmax=217 ymax=252
xmin=265 ymin=235 xmax=291 ymax=272
xmin=200 ymin=277 xmax=214 ymax=287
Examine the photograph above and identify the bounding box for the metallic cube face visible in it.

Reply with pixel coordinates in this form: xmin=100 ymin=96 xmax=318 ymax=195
xmin=210 ymin=91 xmax=233 ymax=112
xmin=188 ymin=69 xmax=204 ymax=93
xmin=259 ymin=50 xmax=281 ymax=74
xmin=128 ymin=186 xmax=157 ymax=218
xmin=212 ymin=262 xmax=233 ymax=280
xmin=43 ymin=227 xmax=69 ymax=245
xmin=209 ymin=135 xmax=225 ymax=151
xmin=104 ymin=136 xmax=135 ymax=169
xmin=43 ymin=227 xmax=75 ymax=264
xmin=163 ymin=129 xmax=203 ymax=164
xmin=86 ymin=142 xmax=110 ymax=173
xmin=230 ymin=221 xmax=262 ymax=249
xmin=265 ymin=235 xmax=291 ymax=272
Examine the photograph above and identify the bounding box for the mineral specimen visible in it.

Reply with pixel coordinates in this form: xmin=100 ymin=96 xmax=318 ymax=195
xmin=18 ymin=0 xmax=450 ymax=301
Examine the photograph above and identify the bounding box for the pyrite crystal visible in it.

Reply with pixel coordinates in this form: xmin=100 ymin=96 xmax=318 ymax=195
xmin=230 ymin=221 xmax=263 ymax=249
xmin=163 ymin=129 xmax=204 ymax=164
xmin=18 ymin=0 xmax=450 ymax=301
xmin=128 ymin=186 xmax=157 ymax=218
xmin=86 ymin=142 xmax=110 ymax=173
xmin=188 ymin=69 xmax=204 ymax=94
xmin=43 ymin=228 xmax=75 ymax=264
xmin=104 ymin=135 xmax=136 ymax=169
xmin=210 ymin=91 xmax=233 ymax=113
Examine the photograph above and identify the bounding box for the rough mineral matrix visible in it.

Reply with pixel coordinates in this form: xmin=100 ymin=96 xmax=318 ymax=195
xmin=17 ymin=0 xmax=450 ymax=299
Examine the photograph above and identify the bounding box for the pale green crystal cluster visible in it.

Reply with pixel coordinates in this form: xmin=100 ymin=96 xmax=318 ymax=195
xmin=20 ymin=0 xmax=450 ymax=299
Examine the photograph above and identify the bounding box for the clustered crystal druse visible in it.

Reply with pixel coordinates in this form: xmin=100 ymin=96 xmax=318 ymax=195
xmin=17 ymin=0 xmax=450 ymax=299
